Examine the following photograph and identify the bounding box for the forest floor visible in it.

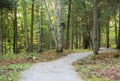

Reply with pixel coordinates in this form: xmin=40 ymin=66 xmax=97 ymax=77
xmin=1 ymin=49 xmax=120 ymax=81
xmin=73 ymin=48 xmax=120 ymax=81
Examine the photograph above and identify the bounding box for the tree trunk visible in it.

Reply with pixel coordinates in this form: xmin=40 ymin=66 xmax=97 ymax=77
xmin=49 ymin=28 xmax=53 ymax=49
xmin=30 ymin=0 xmax=34 ymax=52
xmin=23 ymin=0 xmax=29 ymax=51
xmin=75 ymin=13 xmax=78 ymax=49
xmin=43 ymin=0 xmax=57 ymax=46
xmin=117 ymin=7 xmax=120 ymax=49
xmin=0 ymin=8 xmax=3 ymax=55
xmin=54 ymin=0 xmax=63 ymax=52
xmin=93 ymin=0 xmax=98 ymax=54
xmin=13 ymin=6 xmax=18 ymax=54
xmin=71 ymin=22 xmax=74 ymax=49
xmin=106 ymin=17 xmax=109 ymax=48
xmin=65 ymin=0 xmax=72 ymax=49
xmin=114 ymin=12 xmax=117 ymax=45
xmin=36 ymin=0 xmax=42 ymax=52
xmin=98 ymin=11 xmax=101 ymax=49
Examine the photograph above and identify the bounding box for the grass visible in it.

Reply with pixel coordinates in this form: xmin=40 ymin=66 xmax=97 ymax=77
xmin=0 ymin=63 xmax=30 ymax=81
xmin=73 ymin=51 xmax=120 ymax=81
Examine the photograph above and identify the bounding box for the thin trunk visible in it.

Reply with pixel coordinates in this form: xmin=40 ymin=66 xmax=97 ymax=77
xmin=93 ymin=0 xmax=98 ymax=54
xmin=54 ymin=0 xmax=63 ymax=52
xmin=23 ymin=0 xmax=29 ymax=51
xmin=30 ymin=0 xmax=34 ymax=52
xmin=65 ymin=0 xmax=72 ymax=49
xmin=36 ymin=0 xmax=42 ymax=52
xmin=0 ymin=8 xmax=3 ymax=54
xmin=75 ymin=13 xmax=78 ymax=49
xmin=98 ymin=22 xmax=101 ymax=49
xmin=117 ymin=7 xmax=120 ymax=49
xmin=114 ymin=13 xmax=117 ymax=45
xmin=49 ymin=28 xmax=53 ymax=49
xmin=43 ymin=0 xmax=57 ymax=46
xmin=13 ymin=6 xmax=18 ymax=54
xmin=98 ymin=11 xmax=101 ymax=49
xmin=71 ymin=22 xmax=74 ymax=49
xmin=106 ymin=17 xmax=109 ymax=48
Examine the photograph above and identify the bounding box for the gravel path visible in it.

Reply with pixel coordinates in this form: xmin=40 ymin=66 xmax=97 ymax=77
xmin=20 ymin=48 xmax=118 ymax=81
xmin=20 ymin=51 xmax=93 ymax=81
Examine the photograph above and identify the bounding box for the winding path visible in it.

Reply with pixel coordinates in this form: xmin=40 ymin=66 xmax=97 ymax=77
xmin=20 ymin=48 xmax=117 ymax=81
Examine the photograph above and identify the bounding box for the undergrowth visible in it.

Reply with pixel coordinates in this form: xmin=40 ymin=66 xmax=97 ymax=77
xmin=0 ymin=63 xmax=30 ymax=81
xmin=73 ymin=51 xmax=120 ymax=81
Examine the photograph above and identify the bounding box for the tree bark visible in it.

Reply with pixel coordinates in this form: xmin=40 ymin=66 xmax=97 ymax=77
xmin=0 ymin=8 xmax=3 ymax=55
xmin=65 ymin=0 xmax=72 ymax=49
xmin=75 ymin=13 xmax=78 ymax=49
xmin=36 ymin=0 xmax=42 ymax=52
xmin=93 ymin=0 xmax=98 ymax=54
xmin=117 ymin=7 xmax=120 ymax=49
xmin=114 ymin=12 xmax=117 ymax=45
xmin=54 ymin=0 xmax=63 ymax=52
xmin=23 ymin=0 xmax=29 ymax=51
xmin=106 ymin=17 xmax=109 ymax=48
xmin=13 ymin=6 xmax=18 ymax=54
xmin=30 ymin=0 xmax=34 ymax=52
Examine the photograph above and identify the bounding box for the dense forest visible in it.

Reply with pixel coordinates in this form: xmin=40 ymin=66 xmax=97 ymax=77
xmin=0 ymin=0 xmax=120 ymax=55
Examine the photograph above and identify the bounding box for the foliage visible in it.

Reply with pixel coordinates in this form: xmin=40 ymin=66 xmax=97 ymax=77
xmin=0 ymin=0 xmax=17 ymax=9
xmin=73 ymin=51 xmax=120 ymax=81
xmin=0 ymin=63 xmax=30 ymax=81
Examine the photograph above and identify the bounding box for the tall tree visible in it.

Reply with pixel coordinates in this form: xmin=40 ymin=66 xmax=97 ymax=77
xmin=106 ymin=17 xmax=109 ymax=48
xmin=93 ymin=0 xmax=98 ymax=54
xmin=117 ymin=6 xmax=120 ymax=49
xmin=54 ymin=0 xmax=63 ymax=52
xmin=13 ymin=4 xmax=18 ymax=54
xmin=23 ymin=0 xmax=29 ymax=51
xmin=114 ymin=10 xmax=117 ymax=45
xmin=0 ymin=8 xmax=3 ymax=54
xmin=65 ymin=0 xmax=72 ymax=49
xmin=30 ymin=0 xmax=34 ymax=52
xmin=36 ymin=0 xmax=42 ymax=52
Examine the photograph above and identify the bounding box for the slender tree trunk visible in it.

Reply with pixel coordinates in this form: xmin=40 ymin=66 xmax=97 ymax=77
xmin=114 ymin=13 xmax=117 ymax=45
xmin=98 ymin=11 xmax=101 ymax=49
xmin=93 ymin=0 xmax=98 ymax=54
xmin=36 ymin=0 xmax=42 ymax=52
xmin=75 ymin=13 xmax=78 ymax=49
xmin=0 ymin=8 xmax=3 ymax=55
xmin=49 ymin=28 xmax=53 ymax=49
xmin=54 ymin=0 xmax=63 ymax=52
xmin=117 ymin=7 xmax=120 ymax=49
xmin=71 ymin=22 xmax=74 ymax=49
xmin=30 ymin=0 xmax=34 ymax=52
xmin=23 ymin=0 xmax=29 ymax=51
xmin=106 ymin=17 xmax=109 ymax=48
xmin=43 ymin=0 xmax=57 ymax=46
xmin=13 ymin=6 xmax=18 ymax=54
xmin=65 ymin=0 xmax=72 ymax=49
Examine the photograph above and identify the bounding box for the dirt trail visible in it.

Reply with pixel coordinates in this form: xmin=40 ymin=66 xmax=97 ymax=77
xmin=20 ymin=48 xmax=117 ymax=81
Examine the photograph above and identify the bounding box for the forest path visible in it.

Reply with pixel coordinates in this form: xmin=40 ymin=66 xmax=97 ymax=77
xmin=20 ymin=48 xmax=117 ymax=81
